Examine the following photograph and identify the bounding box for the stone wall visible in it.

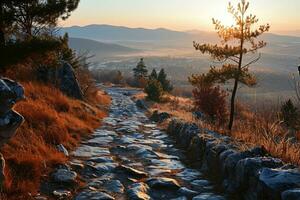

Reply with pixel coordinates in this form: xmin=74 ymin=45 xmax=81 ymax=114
xmin=167 ymin=118 xmax=300 ymax=200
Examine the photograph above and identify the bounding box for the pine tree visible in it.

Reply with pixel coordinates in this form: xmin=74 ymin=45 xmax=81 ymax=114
xmin=150 ymin=69 xmax=158 ymax=80
xmin=144 ymin=79 xmax=163 ymax=102
xmin=0 ymin=0 xmax=80 ymax=69
xmin=158 ymin=69 xmax=173 ymax=92
xmin=281 ymin=99 xmax=299 ymax=129
xmin=0 ymin=0 xmax=80 ymax=40
xmin=190 ymin=0 xmax=269 ymax=130
xmin=133 ymin=58 xmax=148 ymax=79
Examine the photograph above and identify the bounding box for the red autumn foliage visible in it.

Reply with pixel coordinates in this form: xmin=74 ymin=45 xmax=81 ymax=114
xmin=192 ymin=85 xmax=228 ymax=124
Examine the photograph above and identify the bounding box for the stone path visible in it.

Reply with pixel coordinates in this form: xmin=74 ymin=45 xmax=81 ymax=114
xmin=71 ymin=87 xmax=226 ymax=200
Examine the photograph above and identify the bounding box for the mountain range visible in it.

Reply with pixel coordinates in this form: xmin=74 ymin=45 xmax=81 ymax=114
xmin=62 ymin=24 xmax=300 ymax=57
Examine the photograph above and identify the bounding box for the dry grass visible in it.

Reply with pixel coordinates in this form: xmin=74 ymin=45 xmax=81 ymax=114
xmin=142 ymin=92 xmax=300 ymax=166
xmin=0 ymin=82 xmax=110 ymax=199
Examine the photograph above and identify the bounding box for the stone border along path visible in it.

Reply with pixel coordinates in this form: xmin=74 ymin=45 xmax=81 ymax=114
xmin=69 ymin=87 xmax=226 ymax=200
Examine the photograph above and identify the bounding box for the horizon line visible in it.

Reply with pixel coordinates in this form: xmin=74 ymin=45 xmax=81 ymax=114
xmin=60 ymin=23 xmax=300 ymax=37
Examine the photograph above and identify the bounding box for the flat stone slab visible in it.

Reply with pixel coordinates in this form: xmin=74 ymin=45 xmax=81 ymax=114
xmin=127 ymin=182 xmax=151 ymax=200
xmin=192 ymin=193 xmax=226 ymax=200
xmin=72 ymin=145 xmax=110 ymax=157
xmin=146 ymin=177 xmax=180 ymax=190
xmin=177 ymin=169 xmax=203 ymax=181
xmin=116 ymin=165 xmax=148 ymax=178
xmin=150 ymin=159 xmax=185 ymax=170
xmin=75 ymin=190 xmax=115 ymax=200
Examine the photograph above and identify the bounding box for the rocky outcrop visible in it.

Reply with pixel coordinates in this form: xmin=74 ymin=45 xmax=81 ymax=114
xmin=57 ymin=62 xmax=83 ymax=100
xmin=37 ymin=61 xmax=83 ymax=100
xmin=167 ymin=118 xmax=300 ymax=200
xmin=0 ymin=78 xmax=25 ymax=187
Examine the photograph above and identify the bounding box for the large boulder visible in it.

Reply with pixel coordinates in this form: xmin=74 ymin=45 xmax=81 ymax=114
xmin=0 ymin=78 xmax=25 ymax=187
xmin=37 ymin=62 xmax=83 ymax=100
xmin=57 ymin=62 xmax=83 ymax=100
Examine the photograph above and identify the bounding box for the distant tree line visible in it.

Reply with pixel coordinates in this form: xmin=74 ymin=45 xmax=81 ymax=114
xmin=133 ymin=58 xmax=173 ymax=102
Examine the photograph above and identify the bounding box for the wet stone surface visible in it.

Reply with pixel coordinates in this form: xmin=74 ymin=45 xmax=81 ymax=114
xmin=72 ymin=87 xmax=225 ymax=200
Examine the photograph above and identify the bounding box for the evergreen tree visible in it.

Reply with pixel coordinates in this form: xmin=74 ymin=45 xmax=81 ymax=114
xmin=190 ymin=0 xmax=269 ymax=130
xmin=281 ymin=99 xmax=299 ymax=129
xmin=0 ymin=0 xmax=80 ymax=40
xmin=0 ymin=0 xmax=80 ymax=69
xmin=144 ymin=79 xmax=163 ymax=102
xmin=133 ymin=58 xmax=148 ymax=79
xmin=150 ymin=69 xmax=158 ymax=80
xmin=158 ymin=69 xmax=173 ymax=92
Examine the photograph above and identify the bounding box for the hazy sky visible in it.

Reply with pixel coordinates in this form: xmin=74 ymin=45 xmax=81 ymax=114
xmin=62 ymin=0 xmax=300 ymax=34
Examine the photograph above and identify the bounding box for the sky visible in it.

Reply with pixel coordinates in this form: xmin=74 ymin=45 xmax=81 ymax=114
xmin=62 ymin=0 xmax=300 ymax=35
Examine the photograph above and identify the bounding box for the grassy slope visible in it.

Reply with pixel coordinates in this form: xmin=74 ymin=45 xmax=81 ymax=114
xmin=0 ymin=82 xmax=110 ymax=199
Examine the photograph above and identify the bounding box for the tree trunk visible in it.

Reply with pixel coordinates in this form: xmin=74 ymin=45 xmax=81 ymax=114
xmin=0 ymin=29 xmax=4 ymax=46
xmin=228 ymin=78 xmax=239 ymax=130
xmin=228 ymin=17 xmax=245 ymax=131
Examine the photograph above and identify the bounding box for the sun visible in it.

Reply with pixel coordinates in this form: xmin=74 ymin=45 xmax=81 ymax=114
xmin=215 ymin=11 xmax=236 ymax=27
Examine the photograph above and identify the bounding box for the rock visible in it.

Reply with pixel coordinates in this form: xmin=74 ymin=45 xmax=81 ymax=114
xmin=150 ymin=110 xmax=171 ymax=123
xmin=167 ymin=119 xmax=185 ymax=137
xmin=235 ymin=157 xmax=283 ymax=190
xmin=146 ymin=177 xmax=180 ymax=190
xmin=53 ymin=189 xmax=71 ymax=198
xmin=0 ymin=78 xmax=25 ymax=147
xmin=57 ymin=144 xmax=69 ymax=156
xmin=103 ymin=180 xmax=124 ymax=193
xmin=177 ymin=122 xmax=199 ymax=149
xmin=91 ymin=163 xmax=117 ymax=175
xmin=171 ymin=197 xmax=188 ymax=200
xmin=187 ymin=135 xmax=206 ymax=163
xmin=116 ymin=165 xmax=148 ymax=178
xmin=178 ymin=187 xmax=199 ymax=198
xmin=34 ymin=196 xmax=48 ymax=200
xmin=88 ymin=156 xmax=115 ymax=164
xmin=127 ymin=182 xmax=151 ymax=200
xmin=192 ymin=111 xmax=205 ymax=120
xmin=192 ymin=193 xmax=226 ymax=200
xmin=70 ymin=161 xmax=85 ymax=171
xmin=0 ymin=78 xmax=24 ymax=187
xmin=258 ymin=168 xmax=300 ymax=199
xmin=57 ymin=62 xmax=83 ymax=99
xmin=52 ymin=168 xmax=77 ymax=184
xmin=75 ymin=190 xmax=115 ymax=200
xmin=176 ymin=168 xmax=202 ymax=181
xmin=281 ymin=189 xmax=300 ymax=200
xmin=136 ymin=99 xmax=148 ymax=110
xmin=191 ymin=179 xmax=211 ymax=190
xmin=72 ymin=145 xmax=110 ymax=157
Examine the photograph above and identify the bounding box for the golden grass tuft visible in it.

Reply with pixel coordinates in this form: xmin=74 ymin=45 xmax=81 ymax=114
xmin=1 ymin=82 xmax=110 ymax=199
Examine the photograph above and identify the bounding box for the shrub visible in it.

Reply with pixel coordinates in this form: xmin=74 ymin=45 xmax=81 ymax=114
xmin=281 ymin=99 xmax=299 ymax=129
xmin=144 ymin=79 xmax=164 ymax=102
xmin=192 ymin=85 xmax=228 ymax=124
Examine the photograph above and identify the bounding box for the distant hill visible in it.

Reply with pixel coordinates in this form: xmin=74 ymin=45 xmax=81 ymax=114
xmin=61 ymin=24 xmax=300 ymax=56
xmin=68 ymin=37 xmax=139 ymax=56
xmin=62 ymin=24 xmax=187 ymax=42
xmin=61 ymin=24 xmax=300 ymax=43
